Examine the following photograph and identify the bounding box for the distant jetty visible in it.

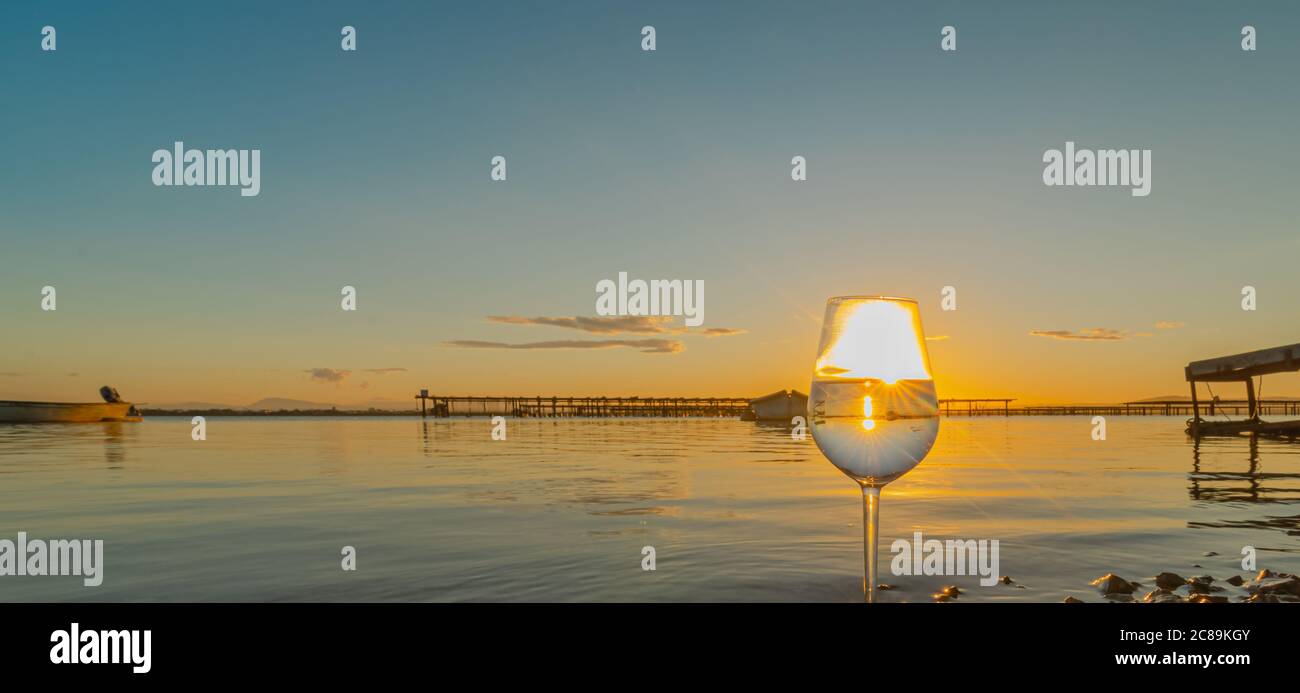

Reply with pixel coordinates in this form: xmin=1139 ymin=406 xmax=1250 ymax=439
xmin=137 ymin=396 xmax=1300 ymax=419
xmin=413 ymin=392 xmax=750 ymax=418
xmin=943 ymin=398 xmax=1300 ymax=417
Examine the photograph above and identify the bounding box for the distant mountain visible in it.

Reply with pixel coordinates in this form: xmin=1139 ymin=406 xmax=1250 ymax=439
xmin=244 ymin=397 xmax=337 ymax=411
xmin=351 ymin=398 xmax=416 ymax=411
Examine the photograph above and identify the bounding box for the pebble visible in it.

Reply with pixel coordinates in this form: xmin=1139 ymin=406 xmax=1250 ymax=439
xmin=1255 ymin=576 xmax=1300 ymax=597
xmin=1188 ymin=582 xmax=1225 ymax=594
xmin=1090 ymin=573 xmax=1137 ymax=595
xmin=1154 ymin=572 xmax=1185 ymax=590
xmin=1186 ymin=575 xmax=1223 ymax=594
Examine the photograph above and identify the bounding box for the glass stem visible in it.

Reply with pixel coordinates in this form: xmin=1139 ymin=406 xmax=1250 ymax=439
xmin=862 ymin=486 xmax=881 ymax=603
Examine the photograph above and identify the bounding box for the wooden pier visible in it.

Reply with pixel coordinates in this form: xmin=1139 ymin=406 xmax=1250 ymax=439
xmin=415 ymin=392 xmax=750 ymax=418
xmin=941 ymin=399 xmax=1300 ymax=417
xmin=940 ymin=398 xmax=1014 ymax=416
xmin=1184 ymin=343 xmax=1300 ymax=438
xmin=410 ymin=391 xmax=1300 ymax=421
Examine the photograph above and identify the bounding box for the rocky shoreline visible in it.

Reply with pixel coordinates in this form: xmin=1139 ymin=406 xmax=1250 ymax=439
xmin=1074 ymin=569 xmax=1300 ymax=603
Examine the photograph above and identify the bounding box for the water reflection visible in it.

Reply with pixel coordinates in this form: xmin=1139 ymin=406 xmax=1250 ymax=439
xmin=1187 ymin=434 xmax=1300 ymax=541
xmin=426 ymin=418 xmax=696 ymax=519
xmin=420 ymin=420 xmax=434 ymax=459
xmin=1189 ymin=435 xmax=1300 ymax=504
xmin=102 ymin=422 xmax=127 ymax=469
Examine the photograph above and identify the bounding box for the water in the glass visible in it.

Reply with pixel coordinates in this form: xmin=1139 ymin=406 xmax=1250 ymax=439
xmin=809 ymin=378 xmax=938 ymax=486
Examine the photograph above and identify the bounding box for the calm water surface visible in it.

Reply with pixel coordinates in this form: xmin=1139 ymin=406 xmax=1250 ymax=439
xmin=1 ymin=416 xmax=1297 ymax=602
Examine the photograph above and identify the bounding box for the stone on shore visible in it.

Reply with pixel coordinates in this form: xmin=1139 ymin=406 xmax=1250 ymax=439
xmin=1154 ymin=572 xmax=1185 ymax=590
xmin=1255 ymin=576 xmax=1300 ymax=597
xmin=1091 ymin=573 xmax=1137 ymax=595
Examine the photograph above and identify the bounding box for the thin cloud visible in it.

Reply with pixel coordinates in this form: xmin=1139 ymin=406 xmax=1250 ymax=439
xmin=1029 ymin=328 xmax=1128 ymax=341
xmin=305 ymin=368 xmax=352 ymax=383
xmin=1154 ymin=321 xmax=1186 ymax=329
xmin=486 ymin=315 xmax=744 ymax=337
xmin=444 ymin=338 xmax=684 ymax=354
xmin=488 ymin=315 xmax=672 ymax=334
xmin=362 ymin=368 xmax=407 ymax=374
xmin=0 ymin=372 xmax=22 ymax=377
xmin=925 ymin=335 xmax=950 ymax=342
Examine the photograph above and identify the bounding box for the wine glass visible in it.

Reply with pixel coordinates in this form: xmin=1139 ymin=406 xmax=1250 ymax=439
xmin=809 ymin=296 xmax=939 ymax=602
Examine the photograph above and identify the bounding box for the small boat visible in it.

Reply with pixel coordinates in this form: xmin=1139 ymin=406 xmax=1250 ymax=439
xmin=0 ymin=386 xmax=142 ymax=423
xmin=747 ymin=389 xmax=809 ymax=422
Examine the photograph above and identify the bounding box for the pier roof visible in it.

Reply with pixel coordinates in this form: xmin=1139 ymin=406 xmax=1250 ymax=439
xmin=1185 ymin=343 xmax=1300 ymax=382
xmin=749 ymin=390 xmax=808 ymax=404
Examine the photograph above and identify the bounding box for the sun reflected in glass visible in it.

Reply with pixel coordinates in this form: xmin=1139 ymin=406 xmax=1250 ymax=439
xmin=815 ymin=300 xmax=931 ymax=383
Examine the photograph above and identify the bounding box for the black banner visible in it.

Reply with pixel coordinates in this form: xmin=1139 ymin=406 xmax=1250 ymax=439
xmin=1 ymin=603 xmax=1288 ymax=680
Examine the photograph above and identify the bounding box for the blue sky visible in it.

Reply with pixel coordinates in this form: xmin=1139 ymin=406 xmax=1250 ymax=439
xmin=2 ymin=1 xmax=1298 ymax=404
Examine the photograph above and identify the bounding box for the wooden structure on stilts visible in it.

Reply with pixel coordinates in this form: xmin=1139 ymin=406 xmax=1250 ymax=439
xmin=415 ymin=393 xmax=750 ymax=418
xmin=1185 ymin=343 xmax=1300 ymax=438
xmin=939 ymin=398 xmax=1015 ymax=416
